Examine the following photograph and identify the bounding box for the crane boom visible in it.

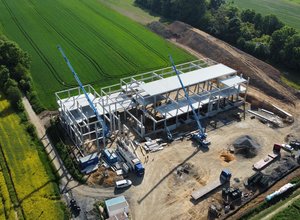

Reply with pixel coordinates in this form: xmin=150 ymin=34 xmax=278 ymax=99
xmin=57 ymin=46 xmax=109 ymax=138
xmin=169 ymin=55 xmax=204 ymax=134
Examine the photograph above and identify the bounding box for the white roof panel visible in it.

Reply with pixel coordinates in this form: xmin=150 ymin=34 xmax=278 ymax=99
xmin=139 ymin=64 xmax=236 ymax=96
xmin=220 ymin=75 xmax=246 ymax=87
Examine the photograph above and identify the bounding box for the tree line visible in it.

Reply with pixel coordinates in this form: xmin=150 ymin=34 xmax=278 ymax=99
xmin=135 ymin=0 xmax=300 ymax=72
xmin=0 ymin=35 xmax=44 ymax=112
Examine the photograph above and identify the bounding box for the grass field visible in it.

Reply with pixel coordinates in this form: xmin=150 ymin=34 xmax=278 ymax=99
xmin=272 ymin=198 xmax=300 ymax=219
xmin=0 ymin=95 xmax=66 ymax=219
xmin=99 ymin=0 xmax=160 ymax=24
xmin=233 ymin=0 xmax=300 ymax=32
xmin=0 ymin=0 xmax=194 ymax=109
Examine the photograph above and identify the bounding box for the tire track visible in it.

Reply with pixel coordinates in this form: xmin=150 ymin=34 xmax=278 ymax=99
xmin=0 ymin=143 xmax=25 ymax=219
xmin=26 ymin=0 xmax=111 ymax=80
xmin=1 ymin=0 xmax=76 ymax=88
xmin=63 ymin=7 xmax=140 ymax=75
xmin=79 ymin=0 xmax=169 ymax=65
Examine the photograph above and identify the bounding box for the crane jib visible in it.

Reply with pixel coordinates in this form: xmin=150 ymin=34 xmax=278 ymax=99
xmin=57 ymin=46 xmax=109 ymax=137
xmin=169 ymin=55 xmax=204 ymax=135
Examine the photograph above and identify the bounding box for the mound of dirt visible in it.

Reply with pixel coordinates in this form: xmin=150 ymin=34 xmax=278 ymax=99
xmin=148 ymin=20 xmax=298 ymax=105
xmin=233 ymin=135 xmax=260 ymax=158
xmin=147 ymin=21 xmax=174 ymax=38
xmin=220 ymin=150 xmax=235 ymax=162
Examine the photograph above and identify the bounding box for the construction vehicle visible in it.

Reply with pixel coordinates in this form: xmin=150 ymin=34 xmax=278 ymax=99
xmin=117 ymin=139 xmax=144 ymax=177
xmin=169 ymin=55 xmax=210 ymax=147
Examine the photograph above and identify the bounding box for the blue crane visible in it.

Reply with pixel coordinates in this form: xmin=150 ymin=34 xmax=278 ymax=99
xmin=57 ymin=46 xmax=110 ymax=141
xmin=169 ymin=55 xmax=210 ymax=147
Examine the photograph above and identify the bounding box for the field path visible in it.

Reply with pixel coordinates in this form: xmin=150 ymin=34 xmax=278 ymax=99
xmin=260 ymin=190 xmax=300 ymax=220
xmin=22 ymin=97 xmax=120 ymax=217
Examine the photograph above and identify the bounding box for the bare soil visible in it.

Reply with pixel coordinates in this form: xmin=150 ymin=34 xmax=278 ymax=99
xmin=149 ymin=21 xmax=299 ymax=109
xmin=128 ymin=111 xmax=300 ymax=220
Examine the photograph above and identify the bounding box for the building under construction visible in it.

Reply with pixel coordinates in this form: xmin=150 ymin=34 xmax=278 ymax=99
xmin=56 ymin=59 xmax=249 ymax=153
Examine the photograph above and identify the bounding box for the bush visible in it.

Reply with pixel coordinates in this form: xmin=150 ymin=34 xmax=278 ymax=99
xmin=26 ymin=123 xmax=37 ymax=139
xmin=6 ymin=86 xmax=22 ymax=108
xmin=27 ymin=90 xmax=45 ymax=114
xmin=47 ymin=123 xmax=85 ymax=183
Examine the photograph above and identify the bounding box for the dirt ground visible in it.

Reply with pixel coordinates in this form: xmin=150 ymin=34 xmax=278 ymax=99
xmin=127 ymin=110 xmax=300 ymax=220
xmin=148 ymin=21 xmax=299 ymax=110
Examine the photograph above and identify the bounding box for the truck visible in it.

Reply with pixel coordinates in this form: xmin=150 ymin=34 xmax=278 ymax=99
xmin=79 ymin=153 xmax=99 ymax=174
xmin=102 ymin=149 xmax=118 ymax=164
xmin=117 ymin=140 xmax=144 ymax=177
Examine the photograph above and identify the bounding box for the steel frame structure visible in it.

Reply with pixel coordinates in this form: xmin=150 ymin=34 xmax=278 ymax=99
xmin=56 ymin=59 xmax=249 ymax=153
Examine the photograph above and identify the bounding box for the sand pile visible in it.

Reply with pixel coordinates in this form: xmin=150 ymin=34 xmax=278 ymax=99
xmin=233 ymin=135 xmax=260 ymax=158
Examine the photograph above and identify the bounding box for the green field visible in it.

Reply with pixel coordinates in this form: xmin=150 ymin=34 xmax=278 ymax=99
xmin=0 ymin=95 xmax=66 ymax=219
xmin=272 ymin=198 xmax=300 ymax=219
xmin=233 ymin=0 xmax=300 ymax=32
xmin=99 ymin=0 xmax=160 ymax=24
xmin=0 ymin=0 xmax=194 ymax=109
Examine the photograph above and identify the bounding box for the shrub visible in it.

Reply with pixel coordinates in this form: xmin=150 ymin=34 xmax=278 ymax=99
xmin=6 ymin=86 xmax=22 ymax=108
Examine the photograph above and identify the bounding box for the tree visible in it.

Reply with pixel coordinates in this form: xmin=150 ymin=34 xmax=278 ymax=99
xmin=261 ymin=14 xmax=283 ymax=35
xmin=209 ymin=0 xmax=225 ymax=10
xmin=240 ymin=22 xmax=259 ymax=41
xmin=0 ymin=65 xmax=10 ymax=87
xmin=150 ymin=0 xmax=161 ymax=12
xmin=172 ymin=0 xmax=206 ymax=26
xmin=161 ymin=0 xmax=171 ymax=17
xmin=226 ymin=6 xmax=239 ymax=19
xmin=226 ymin=16 xmax=242 ymax=43
xmin=254 ymin=43 xmax=270 ymax=59
xmin=253 ymin=13 xmax=263 ymax=30
xmin=270 ymin=26 xmax=297 ymax=61
xmin=4 ymin=78 xmax=18 ymax=93
xmin=237 ymin=37 xmax=246 ymax=49
xmin=282 ymin=35 xmax=300 ymax=70
xmin=6 ymin=86 xmax=22 ymax=107
xmin=0 ymin=38 xmax=30 ymax=70
xmin=241 ymin=9 xmax=256 ymax=23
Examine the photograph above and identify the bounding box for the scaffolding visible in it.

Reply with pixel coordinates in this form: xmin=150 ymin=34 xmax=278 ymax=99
xmin=56 ymin=59 xmax=249 ymax=153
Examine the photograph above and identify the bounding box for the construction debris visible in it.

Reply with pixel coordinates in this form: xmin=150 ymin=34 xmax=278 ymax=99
xmin=233 ymin=135 xmax=260 ymax=158
xmin=143 ymin=137 xmax=165 ymax=152
xmin=253 ymin=152 xmax=279 ymax=170
xmin=248 ymin=109 xmax=283 ymax=127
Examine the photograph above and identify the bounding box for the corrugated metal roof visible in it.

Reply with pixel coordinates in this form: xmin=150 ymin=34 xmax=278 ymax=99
xmin=105 ymin=196 xmax=127 ymax=207
xmin=105 ymin=196 xmax=128 ymax=213
xmin=139 ymin=64 xmax=236 ymax=96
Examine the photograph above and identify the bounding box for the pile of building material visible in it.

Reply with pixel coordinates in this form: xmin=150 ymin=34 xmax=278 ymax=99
xmin=266 ymin=157 xmax=298 ymax=181
xmin=176 ymin=163 xmax=193 ymax=176
xmin=248 ymin=109 xmax=283 ymax=127
xmin=253 ymin=152 xmax=279 ymax=170
xmin=233 ymin=135 xmax=260 ymax=158
xmin=143 ymin=137 xmax=165 ymax=152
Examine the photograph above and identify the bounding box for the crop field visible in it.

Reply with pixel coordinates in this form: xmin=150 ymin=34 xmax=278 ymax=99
xmin=0 ymin=0 xmax=194 ymax=109
xmin=233 ymin=0 xmax=300 ymax=32
xmin=272 ymin=198 xmax=300 ymax=219
xmin=0 ymin=95 xmax=66 ymax=219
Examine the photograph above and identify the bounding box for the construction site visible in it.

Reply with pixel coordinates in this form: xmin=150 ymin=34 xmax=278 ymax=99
xmin=54 ymin=46 xmax=300 ymax=220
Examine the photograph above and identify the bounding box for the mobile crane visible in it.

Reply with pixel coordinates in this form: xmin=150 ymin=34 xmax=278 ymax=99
xmin=57 ymin=46 xmax=110 ymax=147
xmin=169 ymin=55 xmax=210 ymax=147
